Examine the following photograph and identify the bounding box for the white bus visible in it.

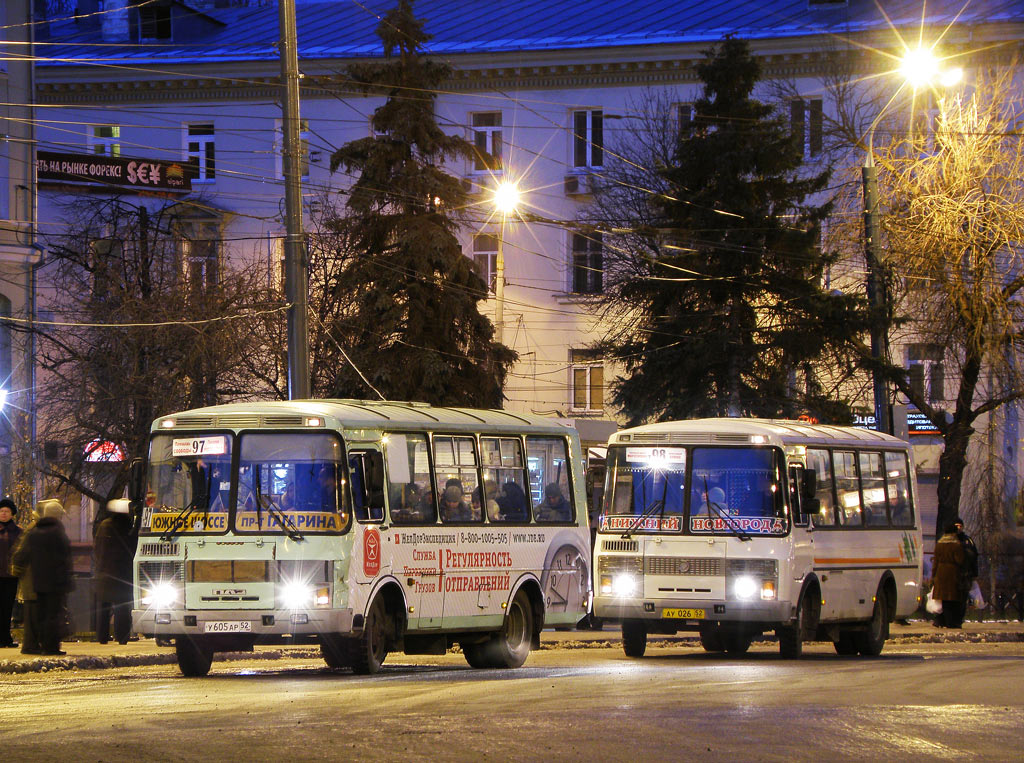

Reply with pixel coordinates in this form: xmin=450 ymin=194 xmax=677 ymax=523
xmin=592 ymin=418 xmax=923 ymax=658
xmin=129 ymin=400 xmax=591 ymax=676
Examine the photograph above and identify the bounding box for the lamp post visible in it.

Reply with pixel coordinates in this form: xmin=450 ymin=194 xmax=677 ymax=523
xmin=862 ymin=48 xmax=961 ymax=434
xmin=491 ymin=181 xmax=521 ymax=346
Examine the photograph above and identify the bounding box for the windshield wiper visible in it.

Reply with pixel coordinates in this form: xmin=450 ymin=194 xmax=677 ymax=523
xmin=253 ymin=466 xmax=304 ymax=542
xmin=621 ymin=498 xmax=667 ymax=539
xmin=160 ymin=497 xmax=201 ymax=542
xmin=160 ymin=463 xmax=213 ymax=542
xmin=701 ymin=477 xmax=751 ymax=542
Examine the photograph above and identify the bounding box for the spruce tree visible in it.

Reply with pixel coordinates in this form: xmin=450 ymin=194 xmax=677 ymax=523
xmin=326 ymin=0 xmax=515 ymax=406
xmin=596 ymin=38 xmax=864 ymax=424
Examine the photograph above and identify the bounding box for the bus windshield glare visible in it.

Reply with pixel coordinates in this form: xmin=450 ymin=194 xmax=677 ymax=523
xmin=142 ymin=433 xmax=233 ymax=535
xmin=601 ymin=445 xmax=788 ymax=535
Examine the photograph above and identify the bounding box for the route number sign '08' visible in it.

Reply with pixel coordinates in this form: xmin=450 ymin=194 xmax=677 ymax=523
xmin=625 ymin=447 xmax=685 ymax=464
xmin=172 ymin=436 xmax=227 ymax=457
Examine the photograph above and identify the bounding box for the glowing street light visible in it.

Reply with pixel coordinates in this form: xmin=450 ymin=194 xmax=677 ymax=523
xmin=491 ymin=181 xmax=522 ymax=345
xmin=862 ymin=47 xmax=963 ymax=433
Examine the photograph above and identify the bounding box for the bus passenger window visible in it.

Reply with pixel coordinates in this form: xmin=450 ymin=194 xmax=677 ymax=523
xmin=481 ymin=437 xmax=529 ymax=523
xmin=434 ymin=436 xmax=481 ymax=523
xmin=885 ymin=452 xmax=913 ymax=527
xmin=859 ymin=452 xmax=889 ymax=527
xmin=384 ymin=433 xmax=436 ymax=524
xmin=527 ymin=436 xmax=574 ymax=523
xmin=806 ymin=448 xmax=836 ymax=526
xmin=833 ymin=451 xmax=862 ymax=526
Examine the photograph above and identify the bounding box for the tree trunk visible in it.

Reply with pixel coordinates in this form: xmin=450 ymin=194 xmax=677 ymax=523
xmin=934 ymin=354 xmax=982 ymax=540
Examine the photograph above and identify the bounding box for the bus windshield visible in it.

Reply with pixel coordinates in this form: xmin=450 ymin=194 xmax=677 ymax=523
xmin=689 ymin=447 xmax=787 ymax=535
xmin=235 ymin=432 xmax=350 ymax=535
xmin=601 ymin=446 xmax=687 ymax=532
xmin=141 ymin=433 xmax=233 ymax=536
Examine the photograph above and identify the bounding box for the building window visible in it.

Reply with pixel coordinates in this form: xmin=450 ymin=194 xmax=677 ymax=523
xmin=790 ymin=98 xmax=823 ymax=157
xmin=470 ymin=233 xmax=498 ymax=293
xmin=571 ymin=232 xmax=603 ymax=294
xmin=186 ymin=123 xmax=215 ymax=182
xmin=571 ymin=349 xmax=604 ymax=412
xmin=134 ymin=1 xmax=172 ymax=40
xmin=182 ymin=237 xmax=220 ymax=290
xmin=572 ymin=109 xmax=603 ymax=169
xmin=471 ymin=112 xmax=502 ymax=172
xmin=907 ymin=344 xmax=944 ymax=403
xmin=276 ymin=118 xmax=310 ymax=180
xmin=89 ymin=125 xmax=120 ymax=156
xmin=676 ymin=102 xmax=695 ymax=138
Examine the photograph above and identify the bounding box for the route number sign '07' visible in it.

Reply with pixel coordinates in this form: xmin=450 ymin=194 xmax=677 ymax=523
xmin=172 ymin=436 xmax=227 ymax=457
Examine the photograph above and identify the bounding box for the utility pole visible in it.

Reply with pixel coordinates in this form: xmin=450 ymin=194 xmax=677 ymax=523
xmin=278 ymin=0 xmax=310 ymax=399
xmin=862 ymin=154 xmax=890 ymax=434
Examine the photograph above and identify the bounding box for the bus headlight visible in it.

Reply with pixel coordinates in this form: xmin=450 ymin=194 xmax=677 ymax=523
xmin=733 ymin=575 xmax=758 ymax=600
xmin=141 ymin=581 xmax=180 ymax=609
xmin=612 ymin=573 xmax=638 ymax=597
xmin=280 ymin=581 xmax=314 ymax=610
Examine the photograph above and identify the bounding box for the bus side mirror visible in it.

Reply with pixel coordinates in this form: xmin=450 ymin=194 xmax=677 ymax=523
xmin=801 ymin=469 xmax=817 ymax=502
xmin=127 ymin=457 xmax=145 ymax=507
xmin=367 ymin=451 xmax=386 ymax=512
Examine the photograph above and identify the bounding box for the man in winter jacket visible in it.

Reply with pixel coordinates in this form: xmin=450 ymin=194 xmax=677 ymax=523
xmin=932 ymin=517 xmax=971 ymax=628
xmin=93 ymin=501 xmax=137 ymax=644
xmin=0 ymin=497 xmax=23 ymax=647
xmin=12 ymin=500 xmax=73 ymax=655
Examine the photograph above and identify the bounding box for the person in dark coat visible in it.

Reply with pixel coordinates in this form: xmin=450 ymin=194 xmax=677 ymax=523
xmin=94 ymin=501 xmax=137 ymax=644
xmin=12 ymin=499 xmax=73 ymax=655
xmin=0 ymin=497 xmax=23 ymax=648
xmin=932 ymin=518 xmax=968 ymax=628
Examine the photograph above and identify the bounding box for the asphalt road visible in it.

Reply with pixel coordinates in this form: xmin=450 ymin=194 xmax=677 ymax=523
xmin=4 ymin=639 xmax=1022 ymax=761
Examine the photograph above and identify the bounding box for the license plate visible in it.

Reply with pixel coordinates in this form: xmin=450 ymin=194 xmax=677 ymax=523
xmin=662 ymin=608 xmax=705 ymax=619
xmin=203 ymin=620 xmax=252 ymax=633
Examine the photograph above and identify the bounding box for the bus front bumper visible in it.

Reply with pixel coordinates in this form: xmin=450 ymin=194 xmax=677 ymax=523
xmin=133 ymin=608 xmax=355 ymax=640
xmin=594 ymin=595 xmax=791 ymax=628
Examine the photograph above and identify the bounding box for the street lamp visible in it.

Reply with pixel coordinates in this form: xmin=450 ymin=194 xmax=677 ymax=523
xmin=862 ymin=46 xmax=961 ymax=434
xmin=491 ymin=181 xmax=521 ymax=345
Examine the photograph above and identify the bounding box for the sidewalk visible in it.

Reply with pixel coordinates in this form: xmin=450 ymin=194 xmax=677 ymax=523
xmin=2 ymin=619 xmax=1021 ymax=674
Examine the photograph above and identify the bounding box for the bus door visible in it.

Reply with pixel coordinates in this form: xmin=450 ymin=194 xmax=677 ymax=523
xmin=381 ymin=434 xmax=443 ymax=629
xmin=347 ymin=447 xmax=390 ymax=589
xmin=788 ymin=463 xmax=815 ymax=595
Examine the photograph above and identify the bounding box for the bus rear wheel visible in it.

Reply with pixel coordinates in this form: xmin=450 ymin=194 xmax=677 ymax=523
xmin=351 ymin=597 xmax=393 ymax=675
xmin=175 ymin=637 xmax=214 ymax=677
xmin=621 ymin=619 xmax=647 ymax=657
xmin=479 ymin=590 xmax=534 ymax=669
xmin=856 ymin=590 xmax=889 ymax=657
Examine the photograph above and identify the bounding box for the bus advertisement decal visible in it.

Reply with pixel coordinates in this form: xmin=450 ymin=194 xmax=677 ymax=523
xmin=364 ymin=528 xmax=381 ymax=577
xmin=149 ymin=512 xmax=228 ymax=533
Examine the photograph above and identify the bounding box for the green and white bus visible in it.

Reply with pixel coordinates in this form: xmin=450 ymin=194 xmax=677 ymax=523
xmin=593 ymin=418 xmax=923 ymax=658
xmin=130 ymin=400 xmax=591 ymax=676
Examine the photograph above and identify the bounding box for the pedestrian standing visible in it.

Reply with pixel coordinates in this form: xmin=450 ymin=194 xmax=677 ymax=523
xmin=0 ymin=497 xmax=23 ymax=648
xmin=12 ymin=499 xmax=73 ymax=655
xmin=94 ymin=501 xmax=137 ymax=644
xmin=954 ymin=517 xmax=979 ymax=623
xmin=932 ymin=518 xmax=968 ymax=628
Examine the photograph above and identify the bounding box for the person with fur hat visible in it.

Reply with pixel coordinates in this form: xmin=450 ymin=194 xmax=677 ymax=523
xmin=93 ymin=500 xmax=137 ymax=644
xmin=12 ymin=499 xmax=73 ymax=655
xmin=0 ymin=497 xmax=22 ymax=647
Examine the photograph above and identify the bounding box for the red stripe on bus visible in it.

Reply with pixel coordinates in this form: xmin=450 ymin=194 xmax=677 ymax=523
xmin=814 ymin=557 xmax=902 ymax=565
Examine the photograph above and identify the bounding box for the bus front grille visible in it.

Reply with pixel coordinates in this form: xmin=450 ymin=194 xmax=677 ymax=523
xmin=602 ymin=539 xmax=638 ymax=553
xmin=646 ymin=557 xmax=722 ymax=576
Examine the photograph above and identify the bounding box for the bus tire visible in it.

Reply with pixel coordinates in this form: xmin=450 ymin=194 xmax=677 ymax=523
xmin=698 ymin=625 xmax=725 ymax=652
xmin=856 ymin=589 xmax=889 ymax=657
xmin=320 ymin=633 xmax=349 ymax=669
xmin=461 ymin=641 xmax=490 ymax=669
xmin=351 ymin=596 xmax=393 ymax=675
xmin=778 ymin=594 xmax=812 ymax=659
xmin=724 ymin=630 xmax=752 ymax=655
xmin=175 ymin=637 xmax=214 ymax=677
xmin=481 ymin=590 xmax=534 ymax=669
xmin=621 ymin=619 xmax=647 ymax=657
xmin=833 ymin=630 xmax=858 ymax=655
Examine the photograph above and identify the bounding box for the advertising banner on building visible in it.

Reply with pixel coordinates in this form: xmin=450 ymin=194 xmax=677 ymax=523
xmin=37 ymin=150 xmax=191 ymax=193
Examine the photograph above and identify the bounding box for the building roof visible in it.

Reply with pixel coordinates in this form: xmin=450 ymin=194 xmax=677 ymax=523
xmin=39 ymin=0 xmax=1024 ymax=67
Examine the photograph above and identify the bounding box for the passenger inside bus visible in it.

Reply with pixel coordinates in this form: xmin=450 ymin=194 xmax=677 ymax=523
xmin=441 ymin=483 xmax=476 ymax=522
xmin=536 ymin=483 xmax=572 ymax=522
xmin=496 ymin=480 xmax=528 ymax=521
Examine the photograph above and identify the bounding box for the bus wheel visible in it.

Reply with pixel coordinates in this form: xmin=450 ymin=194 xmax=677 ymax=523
xmin=833 ymin=630 xmax=858 ymax=655
xmin=175 ymin=637 xmax=214 ymax=677
xmin=724 ymin=630 xmax=752 ymax=655
xmin=778 ymin=594 xmax=812 ymax=659
xmin=481 ymin=590 xmax=534 ymax=669
xmin=698 ymin=625 xmax=725 ymax=652
xmin=320 ymin=633 xmax=349 ymax=669
xmin=461 ymin=641 xmax=489 ymax=669
xmin=621 ymin=619 xmax=647 ymax=657
xmin=352 ymin=597 xmax=392 ymax=675
xmin=856 ymin=590 xmax=889 ymax=657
